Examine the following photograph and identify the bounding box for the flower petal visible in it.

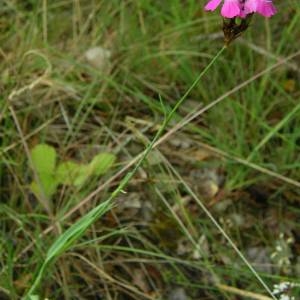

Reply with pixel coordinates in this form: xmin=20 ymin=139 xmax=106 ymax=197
xmin=256 ymin=0 xmax=277 ymax=17
xmin=205 ymin=0 xmax=222 ymax=11
xmin=221 ymin=0 xmax=240 ymax=18
xmin=244 ymin=0 xmax=257 ymax=14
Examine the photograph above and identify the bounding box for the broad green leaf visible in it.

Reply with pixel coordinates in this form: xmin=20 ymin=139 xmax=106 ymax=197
xmin=30 ymin=174 xmax=57 ymax=199
xmin=30 ymin=144 xmax=57 ymax=198
xmin=89 ymin=152 xmax=116 ymax=176
xmin=56 ymin=162 xmax=91 ymax=187
xmin=30 ymin=144 xmax=56 ymax=176
xmin=73 ymin=164 xmax=91 ymax=186
xmin=56 ymin=161 xmax=80 ymax=185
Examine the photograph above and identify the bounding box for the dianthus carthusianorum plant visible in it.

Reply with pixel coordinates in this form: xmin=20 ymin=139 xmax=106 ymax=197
xmin=25 ymin=2 xmax=288 ymax=300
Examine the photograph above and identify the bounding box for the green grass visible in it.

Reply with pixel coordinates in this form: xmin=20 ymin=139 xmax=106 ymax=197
xmin=1 ymin=1 xmax=300 ymax=299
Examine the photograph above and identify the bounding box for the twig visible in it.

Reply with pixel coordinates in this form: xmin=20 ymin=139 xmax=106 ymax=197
xmin=217 ymin=284 xmax=273 ymax=300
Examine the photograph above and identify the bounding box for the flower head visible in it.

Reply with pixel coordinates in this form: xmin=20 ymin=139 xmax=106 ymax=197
xmin=205 ymin=0 xmax=277 ymax=18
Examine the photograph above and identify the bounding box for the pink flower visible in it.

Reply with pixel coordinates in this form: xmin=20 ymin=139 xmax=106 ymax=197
xmin=205 ymin=0 xmax=277 ymax=18
xmin=256 ymin=0 xmax=277 ymax=17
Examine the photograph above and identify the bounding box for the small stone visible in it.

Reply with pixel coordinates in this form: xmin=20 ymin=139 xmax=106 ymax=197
xmin=85 ymin=47 xmax=111 ymax=71
xmin=168 ymin=287 xmax=188 ymax=300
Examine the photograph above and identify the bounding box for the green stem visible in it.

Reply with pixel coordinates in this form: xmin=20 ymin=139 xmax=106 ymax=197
xmin=25 ymin=46 xmax=225 ymax=298
xmin=166 ymin=46 xmax=226 ymax=125
xmin=118 ymin=46 xmax=226 ymax=189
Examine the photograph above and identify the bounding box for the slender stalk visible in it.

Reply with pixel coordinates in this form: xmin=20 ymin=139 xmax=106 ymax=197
xmin=113 ymin=46 xmax=226 ymax=193
xmin=25 ymin=46 xmax=225 ymax=298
